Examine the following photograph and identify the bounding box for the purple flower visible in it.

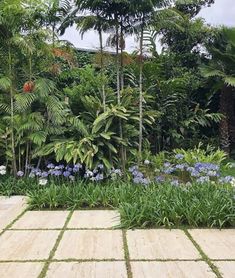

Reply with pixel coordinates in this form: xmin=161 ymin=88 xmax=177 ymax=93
xmin=196 ymin=176 xmax=210 ymax=184
xmin=63 ymin=171 xmax=71 ymax=177
xmin=133 ymin=177 xmax=150 ymax=185
xmin=47 ymin=163 xmax=55 ymax=169
xmin=163 ymin=167 xmax=175 ymax=174
xmin=73 ymin=164 xmax=82 ymax=173
xmin=171 ymin=179 xmax=179 ymax=186
xmin=17 ymin=171 xmax=24 ymax=177
xmin=41 ymin=171 xmax=48 ymax=178
xmin=191 ymin=170 xmax=200 ymax=177
xmin=51 ymin=170 xmax=62 ymax=176
xmin=175 ymin=154 xmax=184 ymax=160
xmin=35 ymin=170 xmax=42 ymax=177
xmin=163 ymin=162 xmax=171 ymax=168
xmin=129 ymin=166 xmax=138 ymax=173
xmin=155 ymin=176 xmax=165 ymax=183
xmin=175 ymin=164 xmax=186 ymax=170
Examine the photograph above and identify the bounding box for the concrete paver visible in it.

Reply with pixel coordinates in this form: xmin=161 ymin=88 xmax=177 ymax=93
xmin=54 ymin=230 xmax=124 ymax=260
xmin=11 ymin=211 xmax=69 ymax=229
xmin=131 ymin=261 xmax=216 ymax=278
xmin=0 ymin=196 xmax=27 ymax=229
xmin=127 ymin=229 xmax=200 ymax=260
xmin=68 ymin=210 xmax=120 ymax=229
xmin=189 ymin=229 xmax=235 ymax=259
xmin=0 ymin=263 xmax=43 ymax=278
xmin=0 ymin=230 xmax=60 ymax=260
xmin=46 ymin=262 xmax=127 ymax=278
xmin=213 ymin=261 xmax=235 ymax=278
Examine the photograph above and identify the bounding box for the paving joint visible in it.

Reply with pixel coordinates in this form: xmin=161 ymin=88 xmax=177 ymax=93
xmin=122 ymin=230 xmax=132 ymax=278
xmin=183 ymin=229 xmax=222 ymax=278
xmin=38 ymin=210 xmax=74 ymax=278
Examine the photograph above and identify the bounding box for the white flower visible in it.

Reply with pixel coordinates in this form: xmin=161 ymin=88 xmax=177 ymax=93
xmin=0 ymin=166 xmax=6 ymax=175
xmin=39 ymin=178 xmax=48 ymax=186
xmin=230 ymin=178 xmax=235 ymax=187
xmin=144 ymin=160 xmax=150 ymax=165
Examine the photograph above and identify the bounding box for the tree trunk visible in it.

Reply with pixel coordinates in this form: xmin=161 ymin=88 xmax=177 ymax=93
xmin=8 ymin=46 xmax=17 ymax=176
xmin=116 ymin=24 xmax=120 ymax=104
xmin=115 ymin=23 xmax=125 ymax=170
xmin=219 ymin=86 xmax=232 ymax=154
xmin=120 ymin=21 xmax=125 ymax=91
xmin=138 ymin=23 xmax=144 ymax=163
xmin=98 ymin=29 xmax=106 ymax=111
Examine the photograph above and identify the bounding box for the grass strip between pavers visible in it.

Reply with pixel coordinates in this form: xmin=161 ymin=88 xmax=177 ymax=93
xmin=122 ymin=230 xmax=132 ymax=278
xmin=38 ymin=210 xmax=74 ymax=278
xmin=183 ymin=229 xmax=223 ymax=278
xmin=0 ymin=208 xmax=28 ymax=237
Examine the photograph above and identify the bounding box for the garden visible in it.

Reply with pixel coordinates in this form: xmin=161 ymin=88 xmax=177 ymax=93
xmin=0 ymin=0 xmax=235 ymax=229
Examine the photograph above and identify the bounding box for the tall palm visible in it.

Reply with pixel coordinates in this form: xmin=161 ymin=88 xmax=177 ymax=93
xmin=61 ymin=0 xmax=112 ymax=111
xmin=0 ymin=0 xmax=25 ymax=175
xmin=202 ymin=27 xmax=235 ymax=154
xmin=131 ymin=0 xmax=170 ymax=162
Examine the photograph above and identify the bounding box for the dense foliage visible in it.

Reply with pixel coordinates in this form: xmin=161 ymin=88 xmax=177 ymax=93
xmin=1 ymin=0 xmax=232 ymax=176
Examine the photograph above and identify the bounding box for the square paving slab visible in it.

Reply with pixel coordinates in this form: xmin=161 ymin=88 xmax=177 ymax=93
xmin=127 ymin=229 xmax=200 ymax=260
xmin=54 ymin=230 xmax=124 ymax=260
xmin=68 ymin=210 xmax=120 ymax=229
xmin=11 ymin=211 xmax=69 ymax=229
xmin=213 ymin=261 xmax=235 ymax=278
xmin=131 ymin=261 xmax=215 ymax=278
xmin=189 ymin=229 xmax=235 ymax=259
xmin=0 ymin=196 xmax=27 ymax=229
xmin=46 ymin=262 xmax=127 ymax=278
xmin=0 ymin=230 xmax=60 ymax=260
xmin=0 ymin=263 xmax=43 ymax=278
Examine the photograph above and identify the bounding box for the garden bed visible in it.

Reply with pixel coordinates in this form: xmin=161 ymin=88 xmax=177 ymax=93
xmin=0 ymin=178 xmax=234 ymax=229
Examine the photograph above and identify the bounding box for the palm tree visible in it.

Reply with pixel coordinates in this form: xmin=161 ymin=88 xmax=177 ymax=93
xmin=0 ymin=0 xmax=25 ymax=176
xmin=131 ymin=0 xmax=169 ymax=162
xmin=60 ymin=0 xmax=112 ymax=111
xmin=202 ymin=27 xmax=235 ymax=154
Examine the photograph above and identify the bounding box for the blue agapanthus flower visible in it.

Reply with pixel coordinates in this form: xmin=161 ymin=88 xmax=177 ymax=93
xmin=41 ymin=171 xmax=48 ymax=178
xmin=171 ymin=179 xmax=179 ymax=186
xmin=155 ymin=176 xmax=165 ymax=183
xmin=47 ymin=163 xmax=55 ymax=169
xmin=196 ymin=176 xmax=210 ymax=184
xmin=175 ymin=154 xmax=184 ymax=160
xmin=63 ymin=171 xmax=71 ymax=177
xmin=163 ymin=167 xmax=175 ymax=174
xmin=17 ymin=171 xmax=24 ymax=177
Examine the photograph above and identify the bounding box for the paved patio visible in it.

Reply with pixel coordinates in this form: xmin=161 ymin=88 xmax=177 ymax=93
xmin=0 ymin=196 xmax=234 ymax=278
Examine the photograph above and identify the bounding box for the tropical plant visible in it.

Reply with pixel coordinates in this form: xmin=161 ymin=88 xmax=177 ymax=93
xmin=201 ymin=27 xmax=235 ymax=154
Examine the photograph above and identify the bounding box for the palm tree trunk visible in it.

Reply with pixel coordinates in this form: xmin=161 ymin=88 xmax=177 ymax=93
xmin=219 ymin=86 xmax=231 ymax=154
xmin=116 ymin=24 xmax=120 ymax=104
xmin=138 ymin=23 xmax=144 ymax=163
xmin=120 ymin=21 xmax=124 ymax=91
xmin=8 ymin=46 xmax=17 ymax=176
xmin=115 ymin=23 xmax=125 ymax=169
xmin=98 ymin=29 xmax=106 ymax=111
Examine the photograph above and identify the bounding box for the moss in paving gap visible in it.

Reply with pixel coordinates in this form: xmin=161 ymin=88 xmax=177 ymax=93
xmin=0 ymin=208 xmax=28 ymax=237
xmin=122 ymin=230 xmax=133 ymax=278
xmin=183 ymin=229 xmax=222 ymax=278
xmin=38 ymin=210 xmax=74 ymax=278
